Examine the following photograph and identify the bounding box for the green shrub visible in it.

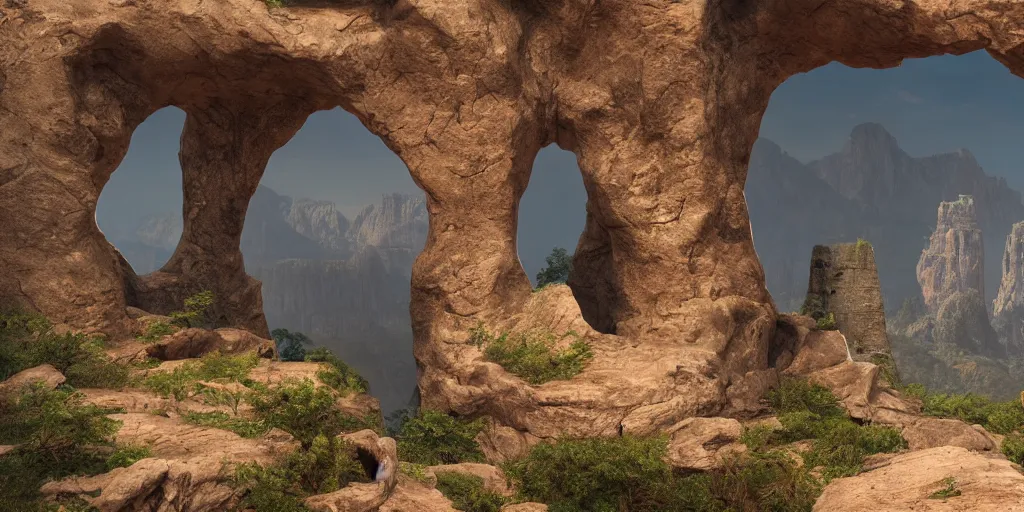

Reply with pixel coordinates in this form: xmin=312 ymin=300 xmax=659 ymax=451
xmin=182 ymin=411 xmax=270 ymax=438
xmin=435 ymin=472 xmax=509 ymax=512
xmin=395 ymin=409 xmax=486 ymax=465
xmin=305 ymin=347 xmax=368 ymax=395
xmin=272 ymin=328 xmax=312 ymax=362
xmin=535 ymin=247 xmax=572 ymax=288
xmin=505 ymin=435 xmax=819 ymax=512
xmin=235 ymin=433 xmax=368 ymax=511
xmin=470 ymin=325 xmax=593 ymax=385
xmin=143 ymin=351 xmax=259 ymax=400
xmin=928 ymin=477 xmax=961 ymax=499
xmin=1002 ymin=433 xmax=1024 ymax=465
xmin=768 ymin=378 xmax=844 ymax=418
xmin=912 ymin=388 xmax=1024 ymax=435
xmin=815 ymin=312 xmax=837 ymax=330
xmin=106 ymin=444 xmax=152 ymax=471
xmin=855 ymin=238 xmax=871 ymax=251
xmin=0 ymin=385 xmax=122 ymax=508
xmin=169 ymin=290 xmax=215 ymax=328
xmin=0 ymin=310 xmax=131 ymax=389
xmin=247 ymin=379 xmax=371 ymax=447
xmin=136 ymin=321 xmax=176 ymax=342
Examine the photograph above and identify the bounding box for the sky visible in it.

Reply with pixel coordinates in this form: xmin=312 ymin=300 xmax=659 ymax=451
xmin=96 ymin=49 xmax=1024 ymax=276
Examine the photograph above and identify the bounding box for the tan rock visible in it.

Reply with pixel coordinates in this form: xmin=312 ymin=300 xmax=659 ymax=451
xmin=6 ymin=0 xmax=1024 ymax=440
xmin=807 ymin=361 xmax=918 ymax=422
xmin=896 ymin=416 xmax=997 ymax=452
xmin=0 ymin=364 xmax=65 ymax=398
xmin=41 ymin=413 xmax=298 ymax=511
xmin=426 ymin=463 xmax=513 ymax=497
xmin=918 ymin=196 xmax=986 ymax=314
xmin=0 ymin=445 xmax=16 ymax=457
xmin=813 ymin=446 xmax=1024 ymax=511
xmin=145 ymin=328 xmax=274 ymax=361
xmin=502 ymin=504 xmax=549 ymax=512
xmin=783 ymin=330 xmax=851 ymax=377
xmin=77 ymin=388 xmax=239 ymax=416
xmin=664 ymin=417 xmax=746 ymax=471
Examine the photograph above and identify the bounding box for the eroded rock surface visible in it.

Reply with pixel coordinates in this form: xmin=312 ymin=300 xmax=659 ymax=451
xmin=813 ymin=446 xmax=1024 ymax=512
xmin=993 ymin=220 xmax=1024 ymax=354
xmin=917 ymin=196 xmax=986 ymax=313
xmin=5 ymin=0 xmax=1024 ymax=442
xmin=664 ymin=417 xmax=746 ymax=471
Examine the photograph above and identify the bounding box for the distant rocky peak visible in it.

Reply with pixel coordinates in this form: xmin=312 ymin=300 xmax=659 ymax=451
xmin=348 ymin=193 xmax=427 ymax=249
xmin=845 ymin=122 xmax=903 ymax=156
xmin=286 ymin=197 xmax=350 ymax=255
xmin=134 ymin=213 xmax=182 ymax=251
xmin=936 ymin=195 xmax=978 ymax=230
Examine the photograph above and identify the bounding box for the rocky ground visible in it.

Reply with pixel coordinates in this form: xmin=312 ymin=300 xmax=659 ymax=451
xmin=2 ymin=306 xmax=1023 ymax=511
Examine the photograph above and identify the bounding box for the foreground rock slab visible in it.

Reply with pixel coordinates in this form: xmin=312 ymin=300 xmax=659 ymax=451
xmin=0 ymin=364 xmax=65 ymax=398
xmin=813 ymin=446 xmax=1024 ymax=512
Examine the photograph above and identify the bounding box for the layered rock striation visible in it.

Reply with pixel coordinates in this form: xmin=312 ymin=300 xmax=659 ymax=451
xmin=917 ymin=196 xmax=987 ymax=313
xmin=5 ymin=0 xmax=1024 ymax=440
xmin=993 ymin=221 xmax=1024 ymax=355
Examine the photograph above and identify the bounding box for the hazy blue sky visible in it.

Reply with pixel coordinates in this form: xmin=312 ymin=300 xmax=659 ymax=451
xmin=97 ymin=50 xmax=1024 ymax=275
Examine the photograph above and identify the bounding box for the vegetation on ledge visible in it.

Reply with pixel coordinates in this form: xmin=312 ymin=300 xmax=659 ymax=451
xmin=391 ymin=408 xmax=486 ymax=465
xmin=435 ymin=472 xmax=509 ymax=512
xmin=470 ymin=325 xmax=593 ymax=385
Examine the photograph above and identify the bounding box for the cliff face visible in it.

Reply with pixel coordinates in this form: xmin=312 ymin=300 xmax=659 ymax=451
xmin=916 ymin=196 xmax=986 ymax=314
xmin=749 ymin=124 xmax=1024 ymax=313
xmin=993 ymin=221 xmax=1024 ymax=354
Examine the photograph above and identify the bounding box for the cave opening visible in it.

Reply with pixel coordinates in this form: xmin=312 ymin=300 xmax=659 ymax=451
xmin=96 ymin=106 xmax=186 ymax=276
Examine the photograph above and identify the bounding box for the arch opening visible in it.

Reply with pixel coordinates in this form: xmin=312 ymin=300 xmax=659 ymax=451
xmin=97 ymin=106 xmax=186 ymax=276
xmin=749 ymin=50 xmax=1024 ymax=399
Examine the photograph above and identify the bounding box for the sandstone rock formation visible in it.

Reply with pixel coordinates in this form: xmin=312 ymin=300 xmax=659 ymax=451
xmin=813 ymin=446 xmax=1024 ymax=512
xmin=918 ymin=195 xmax=987 ymax=313
xmin=993 ymin=221 xmax=1024 ymax=354
xmin=5 ymin=0 xmax=1024 ymax=442
xmin=803 ymin=243 xmax=893 ymax=364
xmin=0 ymin=364 xmax=66 ymax=399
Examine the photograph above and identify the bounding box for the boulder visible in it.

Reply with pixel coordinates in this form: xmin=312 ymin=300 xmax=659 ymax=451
xmin=426 ymin=463 xmax=513 ymax=497
xmin=813 ymin=446 xmax=1024 ymax=511
xmin=664 ymin=417 xmax=746 ymax=471
xmin=0 ymin=364 xmax=65 ymax=399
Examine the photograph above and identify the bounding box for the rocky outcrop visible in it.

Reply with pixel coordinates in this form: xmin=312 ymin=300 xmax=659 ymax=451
xmin=917 ymin=196 xmax=987 ymax=313
xmin=5 ymin=0 xmax=1024 ymax=440
xmin=663 ymin=417 xmax=746 ymax=471
xmin=933 ymin=289 xmax=1003 ymax=358
xmin=993 ymin=221 xmax=1024 ymax=354
xmin=813 ymin=446 xmax=1024 ymax=512
xmin=803 ymin=243 xmax=893 ymax=363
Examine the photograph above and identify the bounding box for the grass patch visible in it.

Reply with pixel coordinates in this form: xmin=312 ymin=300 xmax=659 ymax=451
xmin=0 ymin=384 xmax=123 ymax=508
xmin=855 ymin=238 xmax=871 ymax=252
xmin=928 ymin=477 xmax=962 ymax=499
xmin=235 ymin=433 xmax=368 ymax=511
xmin=435 ymin=472 xmax=509 ymax=512
xmin=0 ymin=310 xmax=131 ymax=389
xmin=142 ymin=351 xmax=260 ymax=400
xmin=182 ymin=411 xmax=270 ymax=439
xmin=470 ymin=325 xmax=593 ymax=385
xmin=762 ymin=378 xmax=906 ymax=481
xmin=902 ymin=384 xmax=1024 ymax=435
xmin=504 ymin=435 xmax=820 ymax=512
xmin=305 ymin=347 xmax=368 ymax=395
xmin=393 ymin=408 xmax=486 ymax=465
xmin=136 ymin=321 xmax=176 ymax=343
xmin=106 ymin=444 xmax=152 ymax=471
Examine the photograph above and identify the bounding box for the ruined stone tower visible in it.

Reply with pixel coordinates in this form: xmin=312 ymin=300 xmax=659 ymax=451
xmin=804 ymin=242 xmax=895 ymax=368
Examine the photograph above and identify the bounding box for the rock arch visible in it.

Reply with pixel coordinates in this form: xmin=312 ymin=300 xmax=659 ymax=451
xmin=2 ymin=0 xmax=1024 ymax=440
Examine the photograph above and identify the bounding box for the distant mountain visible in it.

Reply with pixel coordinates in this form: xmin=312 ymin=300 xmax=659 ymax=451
xmin=121 ymin=185 xmax=427 ymax=413
xmin=748 ymin=123 xmax=1024 ymax=313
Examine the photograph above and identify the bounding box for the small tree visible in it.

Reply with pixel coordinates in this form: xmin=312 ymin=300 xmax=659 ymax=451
xmin=536 ymin=247 xmax=572 ymax=288
xmin=271 ymin=328 xmax=313 ymax=362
